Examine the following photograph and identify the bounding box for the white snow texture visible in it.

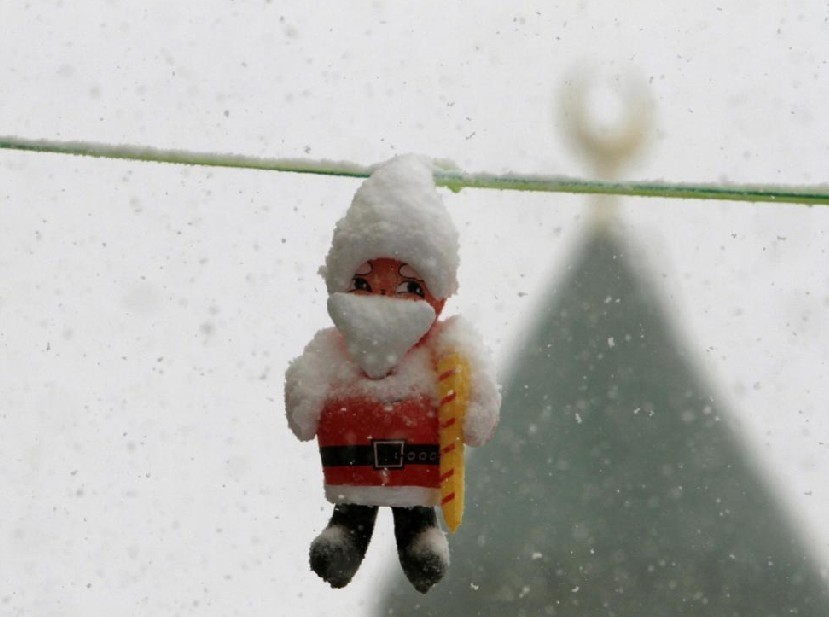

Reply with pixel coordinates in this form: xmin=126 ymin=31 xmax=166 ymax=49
xmin=325 ymin=485 xmax=441 ymax=508
xmin=408 ymin=526 xmax=450 ymax=567
xmin=320 ymin=154 xmax=460 ymax=300
xmin=327 ymin=292 xmax=436 ymax=379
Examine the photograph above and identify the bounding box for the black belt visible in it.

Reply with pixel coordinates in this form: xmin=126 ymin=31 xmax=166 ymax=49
xmin=320 ymin=440 xmax=440 ymax=470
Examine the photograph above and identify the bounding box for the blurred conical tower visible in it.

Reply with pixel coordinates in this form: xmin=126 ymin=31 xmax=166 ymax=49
xmin=377 ymin=72 xmax=828 ymax=616
xmin=378 ymin=223 xmax=828 ymax=616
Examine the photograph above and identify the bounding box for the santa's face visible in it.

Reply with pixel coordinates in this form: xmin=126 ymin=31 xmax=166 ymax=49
xmin=347 ymin=257 xmax=445 ymax=316
xmin=327 ymin=258 xmax=444 ymax=379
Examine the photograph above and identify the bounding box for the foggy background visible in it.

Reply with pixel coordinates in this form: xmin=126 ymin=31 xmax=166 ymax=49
xmin=1 ymin=2 xmax=827 ymax=615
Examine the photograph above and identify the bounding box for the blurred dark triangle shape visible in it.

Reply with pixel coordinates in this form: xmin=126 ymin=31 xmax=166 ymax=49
xmin=379 ymin=223 xmax=828 ymax=616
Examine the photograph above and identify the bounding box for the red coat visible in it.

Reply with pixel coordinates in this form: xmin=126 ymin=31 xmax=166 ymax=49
xmin=317 ymin=395 xmax=440 ymax=490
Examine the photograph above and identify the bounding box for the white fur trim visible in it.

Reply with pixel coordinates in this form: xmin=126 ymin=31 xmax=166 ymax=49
xmin=325 ymin=485 xmax=440 ymax=507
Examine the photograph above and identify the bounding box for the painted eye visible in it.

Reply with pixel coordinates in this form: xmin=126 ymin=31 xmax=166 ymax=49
xmin=350 ymin=277 xmax=372 ymax=293
xmin=396 ymin=280 xmax=425 ymax=298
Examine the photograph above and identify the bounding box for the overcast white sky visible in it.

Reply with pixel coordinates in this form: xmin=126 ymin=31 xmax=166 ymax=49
xmin=1 ymin=2 xmax=828 ymax=615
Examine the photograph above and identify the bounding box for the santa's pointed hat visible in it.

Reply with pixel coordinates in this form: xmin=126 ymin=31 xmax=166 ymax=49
xmin=320 ymin=154 xmax=460 ymax=299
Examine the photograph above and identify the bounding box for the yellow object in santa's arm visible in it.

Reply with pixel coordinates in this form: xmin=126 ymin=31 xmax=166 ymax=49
xmin=435 ymin=351 xmax=471 ymax=533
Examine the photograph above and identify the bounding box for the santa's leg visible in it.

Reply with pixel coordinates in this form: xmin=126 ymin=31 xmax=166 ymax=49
xmin=309 ymin=503 xmax=379 ymax=588
xmin=392 ymin=506 xmax=450 ymax=593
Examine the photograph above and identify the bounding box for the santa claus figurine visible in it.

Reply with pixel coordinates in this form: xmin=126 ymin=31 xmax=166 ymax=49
xmin=285 ymin=155 xmax=500 ymax=593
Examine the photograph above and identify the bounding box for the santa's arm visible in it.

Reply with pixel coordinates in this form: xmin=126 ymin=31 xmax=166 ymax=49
xmin=434 ymin=316 xmax=501 ymax=447
xmin=284 ymin=328 xmax=336 ymax=441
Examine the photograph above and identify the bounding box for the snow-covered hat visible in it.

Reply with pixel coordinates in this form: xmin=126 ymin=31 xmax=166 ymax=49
xmin=321 ymin=154 xmax=460 ymax=299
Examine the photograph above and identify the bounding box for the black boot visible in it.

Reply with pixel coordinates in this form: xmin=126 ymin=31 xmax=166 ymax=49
xmin=309 ymin=503 xmax=379 ymax=588
xmin=392 ymin=506 xmax=450 ymax=593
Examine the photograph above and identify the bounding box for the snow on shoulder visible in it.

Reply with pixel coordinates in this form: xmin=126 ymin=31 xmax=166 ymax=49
xmin=432 ymin=315 xmax=501 ymax=447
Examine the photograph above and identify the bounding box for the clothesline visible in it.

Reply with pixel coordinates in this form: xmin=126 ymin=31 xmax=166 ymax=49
xmin=1 ymin=135 xmax=827 ymax=207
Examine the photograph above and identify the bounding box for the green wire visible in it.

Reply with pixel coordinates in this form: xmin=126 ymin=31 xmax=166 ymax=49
xmin=436 ymin=172 xmax=829 ymax=206
xmin=1 ymin=135 xmax=827 ymax=207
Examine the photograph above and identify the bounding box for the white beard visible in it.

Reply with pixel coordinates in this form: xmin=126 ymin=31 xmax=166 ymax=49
xmin=327 ymin=292 xmax=436 ymax=379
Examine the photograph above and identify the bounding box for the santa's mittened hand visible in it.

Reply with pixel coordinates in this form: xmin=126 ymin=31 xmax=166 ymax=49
xmin=463 ymin=402 xmax=499 ymax=447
